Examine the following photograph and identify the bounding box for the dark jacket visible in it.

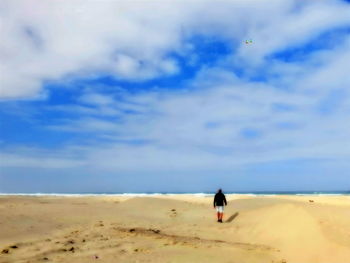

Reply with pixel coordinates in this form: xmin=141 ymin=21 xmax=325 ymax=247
xmin=213 ymin=192 xmax=227 ymax=206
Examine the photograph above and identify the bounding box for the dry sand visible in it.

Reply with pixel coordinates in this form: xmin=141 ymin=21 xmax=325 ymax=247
xmin=1 ymin=194 xmax=350 ymax=263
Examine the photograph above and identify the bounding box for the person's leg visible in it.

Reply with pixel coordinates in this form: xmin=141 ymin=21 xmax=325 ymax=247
xmin=217 ymin=212 xmax=220 ymax=221
xmin=218 ymin=207 xmax=223 ymax=222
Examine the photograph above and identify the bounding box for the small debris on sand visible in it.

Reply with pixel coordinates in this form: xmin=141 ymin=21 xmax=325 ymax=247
xmin=150 ymin=229 xmax=160 ymax=234
xmin=1 ymin=249 xmax=9 ymax=254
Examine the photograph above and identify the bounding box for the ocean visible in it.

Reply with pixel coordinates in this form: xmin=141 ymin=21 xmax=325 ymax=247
xmin=0 ymin=191 xmax=349 ymax=196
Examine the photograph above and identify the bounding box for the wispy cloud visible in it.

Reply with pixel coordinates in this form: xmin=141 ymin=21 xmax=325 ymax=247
xmin=1 ymin=0 xmax=349 ymax=98
xmin=1 ymin=0 xmax=350 ymax=191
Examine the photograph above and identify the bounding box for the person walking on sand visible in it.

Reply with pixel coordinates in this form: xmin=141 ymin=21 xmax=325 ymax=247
xmin=213 ymin=189 xmax=227 ymax=223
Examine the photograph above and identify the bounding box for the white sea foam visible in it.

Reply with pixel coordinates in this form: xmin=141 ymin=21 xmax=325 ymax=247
xmin=0 ymin=193 xmax=212 ymax=197
xmin=0 ymin=192 xmax=348 ymax=197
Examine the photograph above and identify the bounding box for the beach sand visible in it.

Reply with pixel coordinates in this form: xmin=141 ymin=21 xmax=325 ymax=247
xmin=1 ymin=195 xmax=350 ymax=263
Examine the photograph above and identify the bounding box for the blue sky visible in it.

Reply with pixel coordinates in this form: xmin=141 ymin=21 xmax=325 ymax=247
xmin=1 ymin=0 xmax=350 ymax=193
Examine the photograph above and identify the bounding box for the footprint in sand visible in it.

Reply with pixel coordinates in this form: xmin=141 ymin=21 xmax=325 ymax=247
xmin=133 ymin=248 xmax=150 ymax=253
xmin=170 ymin=209 xmax=177 ymax=218
xmin=1 ymin=249 xmax=9 ymax=254
xmin=94 ymin=222 xmax=104 ymax=227
xmin=65 ymin=240 xmax=75 ymax=245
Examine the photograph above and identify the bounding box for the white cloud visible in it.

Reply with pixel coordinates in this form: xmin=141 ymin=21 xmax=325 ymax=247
xmin=1 ymin=0 xmax=350 ymax=178
xmin=47 ymin=117 xmax=120 ymax=132
xmin=1 ymin=0 xmax=350 ymax=99
xmin=78 ymin=93 xmax=114 ymax=106
xmin=0 ymin=148 xmax=85 ymax=168
xmin=297 ymin=36 xmax=350 ymax=92
xmin=233 ymin=1 xmax=350 ymax=65
xmin=6 ymin=71 xmax=346 ymax=172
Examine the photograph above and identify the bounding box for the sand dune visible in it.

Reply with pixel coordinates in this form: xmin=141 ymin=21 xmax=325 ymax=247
xmin=1 ymin=195 xmax=350 ymax=262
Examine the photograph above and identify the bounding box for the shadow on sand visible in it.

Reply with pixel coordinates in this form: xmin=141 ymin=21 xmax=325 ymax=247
xmin=226 ymin=212 xmax=239 ymax=223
